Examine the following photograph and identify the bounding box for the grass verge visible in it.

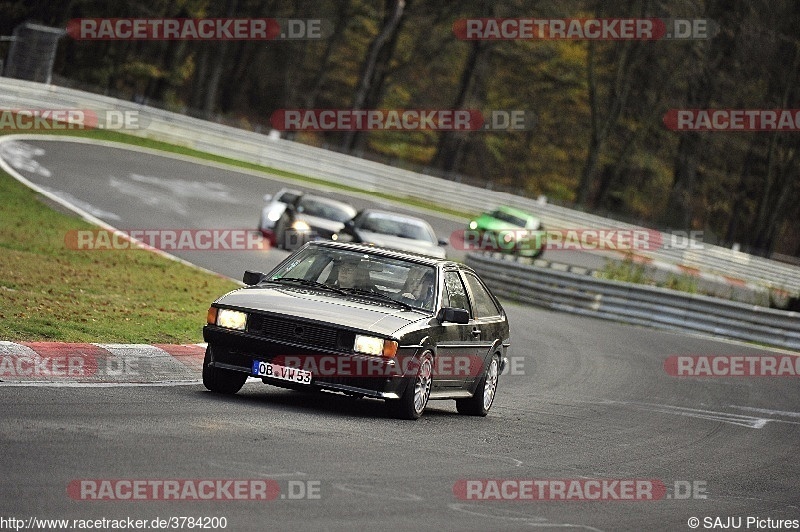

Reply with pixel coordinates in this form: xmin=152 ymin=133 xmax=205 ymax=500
xmin=0 ymin=164 xmax=238 ymax=343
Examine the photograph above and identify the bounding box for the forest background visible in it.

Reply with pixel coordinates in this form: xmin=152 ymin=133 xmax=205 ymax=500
xmin=3 ymin=0 xmax=799 ymax=258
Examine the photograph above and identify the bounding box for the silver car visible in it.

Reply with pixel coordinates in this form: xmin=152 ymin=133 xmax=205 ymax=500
xmin=337 ymin=209 xmax=448 ymax=259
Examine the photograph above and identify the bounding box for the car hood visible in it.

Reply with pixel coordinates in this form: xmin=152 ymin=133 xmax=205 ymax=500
xmin=356 ymin=231 xmax=446 ymax=258
xmin=215 ymin=285 xmax=427 ymax=337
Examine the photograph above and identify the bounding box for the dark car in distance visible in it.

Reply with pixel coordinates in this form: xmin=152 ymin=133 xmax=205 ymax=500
xmin=258 ymin=189 xmax=357 ymax=250
xmin=203 ymin=241 xmax=510 ymax=419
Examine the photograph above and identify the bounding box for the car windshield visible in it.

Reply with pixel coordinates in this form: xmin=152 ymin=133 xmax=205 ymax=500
xmin=359 ymin=213 xmax=436 ymax=243
xmin=298 ymin=197 xmax=357 ymax=222
xmin=490 ymin=209 xmax=528 ymax=227
xmin=270 ymin=246 xmax=437 ymax=311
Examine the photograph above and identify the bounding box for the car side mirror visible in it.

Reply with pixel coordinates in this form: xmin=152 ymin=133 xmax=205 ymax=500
xmin=338 ymin=220 xmax=356 ymax=236
xmin=438 ymin=238 xmax=449 ymax=247
xmin=263 ymin=194 xmax=273 ymax=202
xmin=243 ymin=270 xmax=266 ymax=286
xmin=436 ymin=307 xmax=470 ymax=324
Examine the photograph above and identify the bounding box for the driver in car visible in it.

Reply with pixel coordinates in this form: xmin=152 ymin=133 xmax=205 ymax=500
xmin=401 ymin=269 xmax=435 ymax=309
xmin=331 ymin=257 xmax=375 ymax=291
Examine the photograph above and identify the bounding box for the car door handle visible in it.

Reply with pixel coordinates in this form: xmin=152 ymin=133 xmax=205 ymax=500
xmin=471 ymin=327 xmax=482 ymax=338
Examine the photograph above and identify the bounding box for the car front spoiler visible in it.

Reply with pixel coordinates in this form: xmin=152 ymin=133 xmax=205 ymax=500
xmin=209 ymin=360 xmax=402 ymax=399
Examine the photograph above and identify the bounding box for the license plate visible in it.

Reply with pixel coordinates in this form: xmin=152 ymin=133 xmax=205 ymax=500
xmin=252 ymin=360 xmax=312 ymax=385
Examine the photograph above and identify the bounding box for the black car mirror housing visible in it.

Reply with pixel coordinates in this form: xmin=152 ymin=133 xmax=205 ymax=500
xmin=342 ymin=220 xmax=356 ymax=233
xmin=243 ymin=270 xmax=266 ymax=286
xmin=436 ymin=307 xmax=470 ymax=324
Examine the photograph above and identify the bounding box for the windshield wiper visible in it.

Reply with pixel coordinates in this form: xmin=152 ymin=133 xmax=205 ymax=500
xmin=272 ymin=277 xmax=347 ymax=295
xmin=341 ymin=288 xmax=415 ymax=310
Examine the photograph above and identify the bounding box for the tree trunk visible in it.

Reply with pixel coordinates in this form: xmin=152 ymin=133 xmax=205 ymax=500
xmin=202 ymin=0 xmax=239 ymax=118
xmin=577 ymin=39 xmax=641 ymax=207
xmin=752 ymin=41 xmax=799 ymax=253
xmin=432 ymin=39 xmax=486 ymax=172
xmin=340 ymin=0 xmax=406 ymax=153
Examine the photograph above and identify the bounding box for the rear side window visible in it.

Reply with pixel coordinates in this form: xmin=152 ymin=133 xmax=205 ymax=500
xmin=443 ymin=271 xmax=470 ymax=315
xmin=463 ymin=272 xmax=501 ymax=318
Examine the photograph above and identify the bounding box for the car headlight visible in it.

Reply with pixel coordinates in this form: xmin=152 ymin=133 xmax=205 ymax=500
xmin=354 ymin=335 xmax=398 ymax=358
xmin=216 ymin=308 xmax=248 ymax=331
xmin=469 ymin=221 xmax=478 ymax=230
xmin=292 ymin=220 xmax=311 ymax=231
xmin=267 ymin=209 xmax=282 ymax=222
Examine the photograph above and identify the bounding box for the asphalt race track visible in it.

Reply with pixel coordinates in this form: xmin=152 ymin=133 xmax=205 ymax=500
xmin=1 ymin=137 xmax=798 ymax=531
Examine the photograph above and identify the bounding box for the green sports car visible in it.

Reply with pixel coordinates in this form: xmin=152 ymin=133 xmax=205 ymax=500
xmin=467 ymin=206 xmax=545 ymax=257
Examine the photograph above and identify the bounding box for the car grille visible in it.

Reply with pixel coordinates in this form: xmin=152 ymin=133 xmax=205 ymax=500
xmin=246 ymin=313 xmax=354 ymax=352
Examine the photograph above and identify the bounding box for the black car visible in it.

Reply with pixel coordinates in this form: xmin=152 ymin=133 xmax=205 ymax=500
xmin=259 ymin=191 xmax=357 ymax=250
xmin=203 ymin=241 xmax=510 ymax=419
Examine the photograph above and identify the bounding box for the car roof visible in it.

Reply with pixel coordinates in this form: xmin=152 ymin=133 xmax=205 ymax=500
xmin=298 ymin=194 xmax=356 ymax=209
xmin=275 ymin=187 xmax=303 ymax=197
xmin=492 ymin=205 xmax=536 ymax=220
xmin=309 ymin=240 xmax=459 ymax=268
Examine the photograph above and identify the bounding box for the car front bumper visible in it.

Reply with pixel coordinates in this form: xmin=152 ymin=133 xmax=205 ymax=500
xmin=203 ymin=325 xmax=413 ymax=399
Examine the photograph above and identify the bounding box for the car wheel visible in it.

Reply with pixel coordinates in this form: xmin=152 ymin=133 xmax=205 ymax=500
xmin=386 ymin=352 xmax=433 ymax=420
xmin=274 ymin=215 xmax=288 ymax=249
xmin=456 ymin=354 xmax=499 ymax=416
xmin=202 ymin=346 xmax=247 ymax=394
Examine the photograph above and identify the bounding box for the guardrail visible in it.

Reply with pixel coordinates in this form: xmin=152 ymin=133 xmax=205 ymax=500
xmin=1 ymin=76 xmax=799 ymax=293
xmin=466 ymin=253 xmax=800 ymax=351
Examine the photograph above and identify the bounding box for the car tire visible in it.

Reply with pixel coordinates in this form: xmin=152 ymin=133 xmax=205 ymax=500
xmin=456 ymin=354 xmax=499 ymax=416
xmin=274 ymin=214 xmax=289 ymax=250
xmin=386 ymin=352 xmax=433 ymax=420
xmin=202 ymin=346 xmax=247 ymax=394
